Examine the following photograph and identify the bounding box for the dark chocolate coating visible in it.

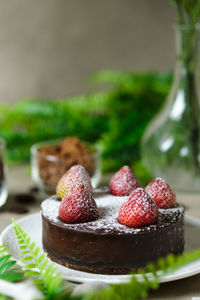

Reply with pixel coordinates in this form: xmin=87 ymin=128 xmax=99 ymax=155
xmin=41 ymin=192 xmax=185 ymax=275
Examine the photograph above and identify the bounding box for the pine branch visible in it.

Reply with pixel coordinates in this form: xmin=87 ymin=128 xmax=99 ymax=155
xmin=12 ymin=220 xmax=64 ymax=299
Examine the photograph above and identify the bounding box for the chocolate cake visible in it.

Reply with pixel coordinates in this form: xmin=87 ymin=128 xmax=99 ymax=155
xmin=41 ymin=188 xmax=185 ymax=275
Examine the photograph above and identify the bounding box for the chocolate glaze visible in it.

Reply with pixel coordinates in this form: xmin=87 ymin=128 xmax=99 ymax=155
xmin=41 ymin=189 xmax=185 ymax=274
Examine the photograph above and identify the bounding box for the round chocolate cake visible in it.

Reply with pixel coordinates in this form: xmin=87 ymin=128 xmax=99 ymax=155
xmin=41 ymin=188 xmax=185 ymax=275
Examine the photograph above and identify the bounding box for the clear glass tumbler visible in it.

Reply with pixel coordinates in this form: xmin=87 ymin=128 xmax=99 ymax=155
xmin=0 ymin=138 xmax=7 ymax=206
xmin=31 ymin=139 xmax=102 ymax=195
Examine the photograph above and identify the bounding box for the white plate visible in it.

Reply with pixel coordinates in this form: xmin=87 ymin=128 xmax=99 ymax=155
xmin=1 ymin=213 xmax=200 ymax=284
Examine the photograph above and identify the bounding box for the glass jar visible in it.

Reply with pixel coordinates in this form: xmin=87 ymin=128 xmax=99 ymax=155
xmin=142 ymin=25 xmax=200 ymax=193
xmin=31 ymin=139 xmax=102 ymax=195
xmin=0 ymin=137 xmax=8 ymax=206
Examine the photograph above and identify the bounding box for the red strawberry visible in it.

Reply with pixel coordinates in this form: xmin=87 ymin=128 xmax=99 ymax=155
xmin=56 ymin=165 xmax=93 ymax=199
xmin=109 ymin=165 xmax=140 ymax=196
xmin=145 ymin=177 xmax=176 ymax=209
xmin=118 ymin=188 xmax=158 ymax=227
xmin=59 ymin=185 xmax=98 ymax=223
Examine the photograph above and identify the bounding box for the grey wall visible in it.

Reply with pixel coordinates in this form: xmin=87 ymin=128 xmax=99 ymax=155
xmin=0 ymin=0 xmax=176 ymax=104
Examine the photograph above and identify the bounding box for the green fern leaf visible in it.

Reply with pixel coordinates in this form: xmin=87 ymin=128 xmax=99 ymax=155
xmin=38 ymin=253 xmax=47 ymax=263
xmin=20 ymin=250 xmax=30 ymax=255
xmin=21 ymin=256 xmax=34 ymax=262
xmin=24 ymin=271 xmax=40 ymax=277
xmin=12 ymin=220 xmax=64 ymax=299
xmin=0 ymin=245 xmax=8 ymax=254
xmin=40 ymin=259 xmax=48 ymax=271
xmin=87 ymin=250 xmax=200 ymax=300
xmin=23 ymin=263 xmax=37 ymax=269
xmin=33 ymin=247 xmax=40 ymax=256
xmin=0 ymin=245 xmax=23 ymax=283
xmin=0 ymin=255 xmax=12 ymax=266
xmin=0 ymin=261 xmax=16 ymax=273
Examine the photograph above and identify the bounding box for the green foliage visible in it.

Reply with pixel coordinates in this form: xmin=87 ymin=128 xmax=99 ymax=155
xmin=13 ymin=220 xmax=64 ymax=299
xmin=132 ymin=160 xmax=153 ymax=187
xmin=88 ymin=272 xmax=158 ymax=300
xmin=87 ymin=250 xmax=200 ymax=300
xmin=0 ymin=94 xmax=109 ymax=162
xmin=93 ymin=71 xmax=172 ymax=172
xmin=0 ymin=244 xmax=22 ymax=283
xmin=0 ymin=71 xmax=172 ymax=175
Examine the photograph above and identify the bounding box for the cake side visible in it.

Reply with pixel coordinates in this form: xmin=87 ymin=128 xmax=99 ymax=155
xmin=42 ymin=213 xmax=184 ymax=274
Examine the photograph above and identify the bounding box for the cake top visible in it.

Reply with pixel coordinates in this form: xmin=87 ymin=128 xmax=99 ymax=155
xmin=41 ymin=188 xmax=184 ymax=235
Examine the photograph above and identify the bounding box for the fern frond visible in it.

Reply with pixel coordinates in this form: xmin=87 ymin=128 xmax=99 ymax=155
xmin=0 ymin=244 xmax=22 ymax=283
xmin=88 ymin=250 xmax=200 ymax=300
xmin=0 ymin=245 xmax=8 ymax=256
xmin=12 ymin=220 xmax=64 ymax=299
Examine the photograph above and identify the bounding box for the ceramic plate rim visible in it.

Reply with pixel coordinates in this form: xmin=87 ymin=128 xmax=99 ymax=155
xmin=1 ymin=213 xmax=200 ymax=284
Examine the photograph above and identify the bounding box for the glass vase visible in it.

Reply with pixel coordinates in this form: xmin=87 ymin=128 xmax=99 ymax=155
xmin=142 ymin=24 xmax=200 ymax=193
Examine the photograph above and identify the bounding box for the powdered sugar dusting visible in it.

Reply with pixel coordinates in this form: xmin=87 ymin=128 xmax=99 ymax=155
xmin=145 ymin=177 xmax=176 ymax=209
xmin=41 ymin=190 xmax=184 ymax=235
xmin=118 ymin=188 xmax=159 ymax=227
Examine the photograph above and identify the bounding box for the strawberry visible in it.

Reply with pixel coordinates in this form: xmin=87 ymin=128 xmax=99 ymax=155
xmin=145 ymin=177 xmax=176 ymax=209
xmin=109 ymin=165 xmax=140 ymax=196
xmin=118 ymin=188 xmax=158 ymax=227
xmin=56 ymin=164 xmax=93 ymax=199
xmin=59 ymin=185 xmax=98 ymax=223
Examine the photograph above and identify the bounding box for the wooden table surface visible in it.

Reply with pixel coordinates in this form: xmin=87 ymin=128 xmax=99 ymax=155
xmin=1 ymin=164 xmax=200 ymax=300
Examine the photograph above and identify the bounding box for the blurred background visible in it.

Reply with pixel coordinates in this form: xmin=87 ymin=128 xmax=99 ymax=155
xmin=0 ymin=0 xmax=175 ymax=103
xmin=0 ymin=0 xmax=200 ymax=221
xmin=0 ymin=0 xmax=180 ymax=200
